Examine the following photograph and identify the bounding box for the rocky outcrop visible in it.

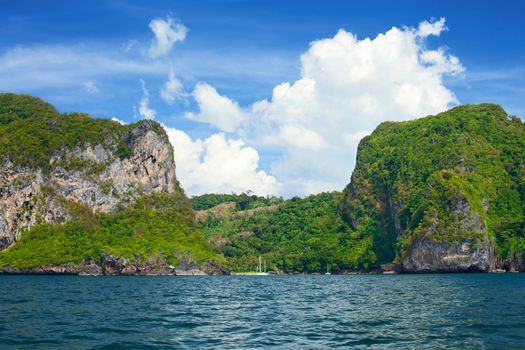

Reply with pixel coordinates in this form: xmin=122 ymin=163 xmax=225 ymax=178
xmin=0 ymin=254 xmax=231 ymax=276
xmin=0 ymin=121 xmax=178 ymax=250
xmin=403 ymin=241 xmax=492 ymax=272
xmin=340 ymin=104 xmax=525 ymax=272
xmin=495 ymin=253 xmax=525 ymax=272
xmin=402 ymin=192 xmax=497 ymax=272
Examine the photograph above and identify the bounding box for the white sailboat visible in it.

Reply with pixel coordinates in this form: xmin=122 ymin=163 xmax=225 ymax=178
xmin=256 ymin=256 xmax=269 ymax=275
xmin=325 ymin=263 xmax=331 ymax=275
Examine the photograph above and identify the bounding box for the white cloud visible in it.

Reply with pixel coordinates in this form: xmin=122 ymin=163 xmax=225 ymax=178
xmin=186 ymin=82 xmax=246 ymax=132
xmin=235 ymin=17 xmax=464 ymax=195
xmin=147 ymin=17 xmax=187 ymax=58
xmin=138 ymin=79 xmax=156 ymax=120
xmin=262 ymin=125 xmax=328 ymax=150
xmin=163 ymin=126 xmax=279 ymax=196
xmin=111 ymin=117 xmax=127 ymax=125
xmin=138 ymin=99 xmax=156 ymax=120
xmin=417 ymin=17 xmax=447 ymax=37
xmin=160 ymin=68 xmax=184 ymax=104
xmin=83 ymin=81 xmax=99 ymax=94
xmin=420 ymin=48 xmax=464 ymax=75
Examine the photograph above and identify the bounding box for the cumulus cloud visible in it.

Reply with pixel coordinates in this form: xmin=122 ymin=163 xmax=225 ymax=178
xmin=186 ymin=83 xmax=246 ymax=132
xmin=160 ymin=68 xmax=184 ymax=104
xmin=262 ymin=125 xmax=328 ymax=150
xmin=192 ymin=17 xmax=464 ymax=196
xmin=417 ymin=17 xmax=447 ymax=37
xmin=420 ymin=48 xmax=464 ymax=75
xmin=163 ymin=126 xmax=279 ymax=196
xmin=147 ymin=17 xmax=187 ymax=58
xmin=138 ymin=79 xmax=156 ymax=120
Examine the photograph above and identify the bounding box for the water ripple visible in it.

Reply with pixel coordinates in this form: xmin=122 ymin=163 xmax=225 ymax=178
xmin=0 ymin=274 xmax=524 ymax=349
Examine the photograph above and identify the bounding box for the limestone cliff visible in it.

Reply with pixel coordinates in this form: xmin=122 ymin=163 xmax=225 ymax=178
xmin=0 ymin=120 xmax=178 ymax=250
xmin=0 ymin=93 xmax=226 ymax=275
xmin=340 ymin=104 xmax=525 ymax=272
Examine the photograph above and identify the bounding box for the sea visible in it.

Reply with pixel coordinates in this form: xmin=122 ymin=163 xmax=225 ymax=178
xmin=0 ymin=274 xmax=524 ymax=349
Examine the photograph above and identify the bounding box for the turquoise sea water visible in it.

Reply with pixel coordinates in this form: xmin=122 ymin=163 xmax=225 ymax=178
xmin=0 ymin=274 xmax=524 ymax=349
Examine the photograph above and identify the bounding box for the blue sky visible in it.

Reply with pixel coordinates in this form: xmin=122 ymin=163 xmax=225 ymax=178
xmin=1 ymin=0 xmax=524 ymax=196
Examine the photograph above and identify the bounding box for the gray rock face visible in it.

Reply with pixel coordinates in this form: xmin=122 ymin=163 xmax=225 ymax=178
xmin=402 ymin=197 xmax=496 ymax=272
xmin=403 ymin=240 xmax=492 ymax=272
xmin=0 ymin=255 xmax=231 ymax=276
xmin=0 ymin=121 xmax=178 ymax=250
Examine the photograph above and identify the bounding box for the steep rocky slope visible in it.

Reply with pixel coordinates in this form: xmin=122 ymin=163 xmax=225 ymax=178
xmin=0 ymin=94 xmax=177 ymax=250
xmin=0 ymin=93 xmax=226 ymax=275
xmin=340 ymin=104 xmax=525 ymax=272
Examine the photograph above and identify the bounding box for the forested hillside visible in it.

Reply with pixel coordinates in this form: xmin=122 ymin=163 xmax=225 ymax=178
xmin=193 ymin=192 xmax=375 ymax=273
xmin=340 ymin=104 xmax=525 ymax=272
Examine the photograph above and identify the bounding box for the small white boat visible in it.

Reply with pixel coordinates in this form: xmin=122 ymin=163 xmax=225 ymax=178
xmin=325 ymin=264 xmax=331 ymax=275
xmin=256 ymin=256 xmax=270 ymax=275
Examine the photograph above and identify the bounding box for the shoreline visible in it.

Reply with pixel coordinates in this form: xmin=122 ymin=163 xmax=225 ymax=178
xmin=0 ymin=269 xmax=522 ymax=276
